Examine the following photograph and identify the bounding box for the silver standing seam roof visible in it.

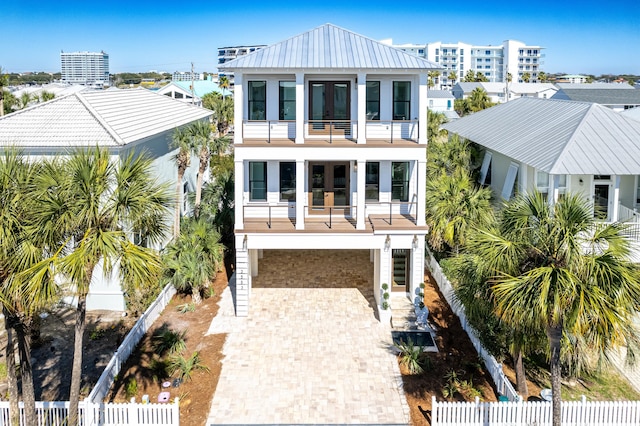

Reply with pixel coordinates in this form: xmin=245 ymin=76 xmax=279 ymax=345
xmin=442 ymin=97 xmax=640 ymax=175
xmin=219 ymin=23 xmax=441 ymax=71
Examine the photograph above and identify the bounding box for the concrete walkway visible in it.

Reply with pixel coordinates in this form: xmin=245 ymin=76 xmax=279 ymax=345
xmin=207 ymin=250 xmax=410 ymax=425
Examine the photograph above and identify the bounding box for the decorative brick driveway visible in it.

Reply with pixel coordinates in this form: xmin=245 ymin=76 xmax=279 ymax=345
xmin=207 ymin=250 xmax=410 ymax=425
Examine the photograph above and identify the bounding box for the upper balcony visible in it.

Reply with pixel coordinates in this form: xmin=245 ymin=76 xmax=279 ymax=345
xmin=232 ymin=75 xmax=429 ymax=147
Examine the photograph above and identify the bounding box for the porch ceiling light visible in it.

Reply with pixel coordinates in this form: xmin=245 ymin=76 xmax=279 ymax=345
xmin=243 ymin=234 xmax=248 ymax=250
xmin=384 ymin=235 xmax=391 ymax=250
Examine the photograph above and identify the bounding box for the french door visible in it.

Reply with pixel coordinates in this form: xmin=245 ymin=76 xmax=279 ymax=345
xmin=309 ymin=81 xmax=350 ymax=136
xmin=308 ymin=162 xmax=350 ymax=214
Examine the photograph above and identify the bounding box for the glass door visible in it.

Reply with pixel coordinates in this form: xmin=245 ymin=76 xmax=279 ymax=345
xmin=311 ymin=164 xmax=328 ymax=213
xmin=308 ymin=162 xmax=350 ymax=215
xmin=309 ymin=82 xmax=350 ymax=136
xmin=392 ymin=249 xmax=410 ymax=292
xmin=594 ymin=184 xmax=610 ymax=221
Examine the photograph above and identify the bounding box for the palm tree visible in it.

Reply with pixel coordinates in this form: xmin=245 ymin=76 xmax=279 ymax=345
xmin=40 ymin=90 xmax=55 ymax=102
xmin=521 ymin=72 xmax=531 ymax=83
xmin=171 ymin=126 xmax=195 ymax=237
xmin=19 ymin=92 xmax=31 ymax=109
xmin=28 ymin=147 xmax=172 ymax=426
xmin=427 ymin=110 xmax=448 ymax=144
xmin=0 ymin=67 xmax=8 ymax=116
xmin=188 ymin=121 xmax=213 ymax=218
xmin=473 ymin=191 xmax=640 ymax=426
xmin=467 ymin=88 xmax=494 ymax=112
xmin=218 ymin=75 xmax=230 ymax=101
xmin=425 ymin=168 xmax=493 ymax=254
xmin=538 ymin=71 xmax=547 ymax=83
xmin=202 ymin=93 xmax=234 ymax=136
xmin=163 ymin=218 xmax=224 ymax=304
xmin=447 ymin=71 xmax=457 ymax=89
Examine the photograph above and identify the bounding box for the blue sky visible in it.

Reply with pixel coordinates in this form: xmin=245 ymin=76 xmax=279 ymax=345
xmin=3 ymin=1 xmax=639 ymax=75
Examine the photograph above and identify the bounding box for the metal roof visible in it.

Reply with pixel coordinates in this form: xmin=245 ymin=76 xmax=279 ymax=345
xmin=555 ymin=83 xmax=635 ymax=90
xmin=428 ymin=90 xmax=455 ymax=99
xmin=442 ymin=97 xmax=640 ymax=175
xmin=0 ymin=88 xmax=212 ymax=148
xmin=219 ymin=23 xmax=441 ymax=71
xmin=551 ymin=88 xmax=640 ymax=105
xmin=621 ymin=108 xmax=640 ymax=122
xmin=454 ymin=82 xmax=556 ymax=95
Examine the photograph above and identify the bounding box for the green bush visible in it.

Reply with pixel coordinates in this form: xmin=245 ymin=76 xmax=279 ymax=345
xmin=152 ymin=328 xmax=187 ymax=356
xmin=168 ymin=351 xmax=210 ymax=382
xmin=125 ymin=377 xmax=138 ymax=399
xmin=395 ymin=339 xmax=425 ymax=375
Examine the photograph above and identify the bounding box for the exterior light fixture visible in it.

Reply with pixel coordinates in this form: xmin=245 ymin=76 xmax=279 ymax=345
xmin=243 ymin=234 xmax=248 ymax=250
xmin=384 ymin=235 xmax=391 ymax=250
xmin=412 ymin=234 xmax=419 ymax=249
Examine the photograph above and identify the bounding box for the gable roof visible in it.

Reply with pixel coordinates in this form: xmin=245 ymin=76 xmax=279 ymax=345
xmin=551 ymin=87 xmax=640 ymax=105
xmin=454 ymin=82 xmax=556 ymax=95
xmin=442 ymin=97 xmax=640 ymax=175
xmin=428 ymin=90 xmax=455 ymax=99
xmin=219 ymin=23 xmax=441 ymax=71
xmin=0 ymin=88 xmax=212 ymax=148
xmin=159 ymin=79 xmax=231 ymax=99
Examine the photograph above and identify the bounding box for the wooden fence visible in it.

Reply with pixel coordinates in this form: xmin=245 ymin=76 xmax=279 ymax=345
xmin=432 ymin=396 xmax=640 ymax=425
xmin=426 ymin=249 xmax=520 ymax=401
xmin=87 ymin=283 xmax=176 ymax=404
xmin=0 ymin=399 xmax=179 ymax=426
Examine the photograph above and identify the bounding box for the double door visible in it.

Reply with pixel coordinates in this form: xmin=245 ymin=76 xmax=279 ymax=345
xmin=309 ymin=81 xmax=351 ymax=136
xmin=309 ymin=162 xmax=349 ymax=214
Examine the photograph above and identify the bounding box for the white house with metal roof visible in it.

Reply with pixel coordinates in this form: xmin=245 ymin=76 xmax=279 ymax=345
xmin=427 ymin=90 xmax=459 ymax=120
xmin=220 ymin=23 xmax=441 ymax=318
xmin=443 ymin=97 xmax=640 ymax=230
xmin=452 ymin=82 xmax=558 ymax=104
xmin=0 ymin=87 xmax=212 ymax=311
xmin=156 ymin=76 xmax=232 ymax=106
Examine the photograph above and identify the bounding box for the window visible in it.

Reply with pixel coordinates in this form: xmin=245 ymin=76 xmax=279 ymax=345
xmin=460 ymin=49 xmax=464 ymax=55
xmin=249 ymin=161 xmax=267 ymax=201
xmin=392 ymin=162 xmax=409 ymax=202
xmin=248 ymin=81 xmax=266 ymax=120
xmin=418 ymin=49 xmax=424 ymax=55
xmin=366 ymin=81 xmax=380 ymax=120
xmin=366 ymin=162 xmax=380 ymax=201
xmin=536 ymin=171 xmax=549 ymax=193
xmin=279 ymin=82 xmax=295 ymax=120
xmin=279 ymin=162 xmax=296 ymax=201
xmin=435 ymin=48 xmax=439 ymax=55
xmin=485 ymin=50 xmax=490 ymax=55
xmin=393 ymin=82 xmax=411 ymax=120
xmin=479 ymin=152 xmax=492 ymax=185
xmin=435 ymin=56 xmax=439 ymax=62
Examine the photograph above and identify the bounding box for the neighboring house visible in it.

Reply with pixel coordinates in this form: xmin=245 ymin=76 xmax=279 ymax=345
xmin=443 ymin=97 xmax=640 ymax=229
xmin=557 ymin=74 xmax=589 ymax=84
xmin=220 ymin=23 xmax=440 ymax=317
xmin=452 ymin=82 xmax=558 ymax=103
xmin=0 ymin=87 xmax=212 ymax=311
xmin=428 ymin=90 xmax=459 ymax=120
xmin=156 ymin=76 xmax=232 ymax=106
xmin=551 ymin=83 xmax=640 ymax=111
xmin=172 ymin=71 xmax=204 ymax=82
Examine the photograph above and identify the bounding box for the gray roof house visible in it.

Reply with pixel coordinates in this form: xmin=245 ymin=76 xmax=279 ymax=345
xmin=551 ymin=83 xmax=640 ymax=111
xmin=0 ymin=87 xmax=212 ymax=311
xmin=443 ymin=97 xmax=640 ymax=230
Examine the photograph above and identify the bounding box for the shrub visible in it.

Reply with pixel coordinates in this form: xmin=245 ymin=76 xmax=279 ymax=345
xmin=395 ymin=339 xmax=425 ymax=375
xmin=177 ymin=303 xmax=195 ymax=314
xmin=150 ymin=358 xmax=170 ymax=383
xmin=125 ymin=377 xmax=138 ymax=399
xmin=152 ymin=328 xmax=187 ymax=356
xmin=168 ymin=351 xmax=210 ymax=382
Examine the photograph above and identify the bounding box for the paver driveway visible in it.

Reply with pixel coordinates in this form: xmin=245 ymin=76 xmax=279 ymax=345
xmin=207 ymin=250 xmax=410 ymax=425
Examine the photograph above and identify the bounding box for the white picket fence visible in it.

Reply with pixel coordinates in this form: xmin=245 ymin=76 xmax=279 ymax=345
xmin=426 ymin=249 xmax=520 ymax=401
xmin=88 ymin=283 xmax=177 ymax=403
xmin=0 ymin=399 xmax=179 ymax=426
xmin=432 ymin=395 xmax=640 ymax=425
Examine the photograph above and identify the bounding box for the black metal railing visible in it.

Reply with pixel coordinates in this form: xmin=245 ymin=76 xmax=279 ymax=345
xmin=306 ymin=120 xmax=356 ymax=143
xmin=366 ymin=201 xmax=417 ymax=225
xmin=242 ymin=120 xmax=295 ymax=143
xmin=306 ymin=205 xmax=355 ymax=229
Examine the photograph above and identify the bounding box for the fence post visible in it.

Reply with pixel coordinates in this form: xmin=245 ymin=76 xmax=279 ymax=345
xmin=431 ymin=396 xmax=437 ymax=426
xmin=84 ymin=398 xmax=96 ymax=426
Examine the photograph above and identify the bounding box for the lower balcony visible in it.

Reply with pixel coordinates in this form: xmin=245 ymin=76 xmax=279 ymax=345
xmin=239 ymin=202 xmax=428 ymax=234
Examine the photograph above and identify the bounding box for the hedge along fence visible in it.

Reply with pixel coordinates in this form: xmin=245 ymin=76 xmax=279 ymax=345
xmin=425 ymin=248 xmax=520 ymax=402
xmin=88 ymin=283 xmax=177 ymax=403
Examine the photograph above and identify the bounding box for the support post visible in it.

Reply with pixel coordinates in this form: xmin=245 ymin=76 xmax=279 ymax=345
xmin=356 ymin=160 xmax=366 ymax=229
xmin=357 ymin=72 xmax=367 ymax=144
xmin=295 ymin=72 xmax=305 ymax=144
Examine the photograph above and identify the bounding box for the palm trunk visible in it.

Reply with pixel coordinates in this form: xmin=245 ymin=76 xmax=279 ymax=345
xmin=547 ymin=323 xmax=563 ymax=426
xmin=68 ymin=291 xmax=88 ymax=426
xmin=194 ymin=152 xmax=207 ymax=219
xmin=175 ymin=169 xmax=185 ymax=238
xmin=14 ymin=319 xmax=36 ymax=426
xmin=3 ymin=310 xmax=20 ymax=426
xmin=514 ymin=349 xmax=528 ymax=397
xmin=192 ymin=287 xmax=202 ymax=304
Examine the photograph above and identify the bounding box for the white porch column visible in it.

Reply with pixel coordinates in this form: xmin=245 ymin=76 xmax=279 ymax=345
xmin=234 ymin=73 xmax=243 ymax=145
xmin=374 ymin=249 xmax=381 ymax=306
xmin=296 ymin=159 xmax=305 ymax=229
xmin=418 ymin=73 xmax=428 ymax=144
xmin=234 ymin=160 xmax=244 ymax=230
xmin=550 ymin=174 xmax=559 ymax=205
xmin=613 ymin=175 xmax=621 ymax=221
xmin=417 ymin=160 xmax=427 ymax=226
xmin=411 ymin=242 xmax=425 ymax=306
xmin=357 ymin=72 xmax=367 ymax=144
xmin=295 ymin=72 xmax=305 ymax=144
xmin=250 ymin=249 xmax=258 ymax=277
xmin=356 ymin=160 xmax=366 ymax=229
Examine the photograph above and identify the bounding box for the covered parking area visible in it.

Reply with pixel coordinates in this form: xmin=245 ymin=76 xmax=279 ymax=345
xmin=207 ymin=249 xmax=410 ymax=424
